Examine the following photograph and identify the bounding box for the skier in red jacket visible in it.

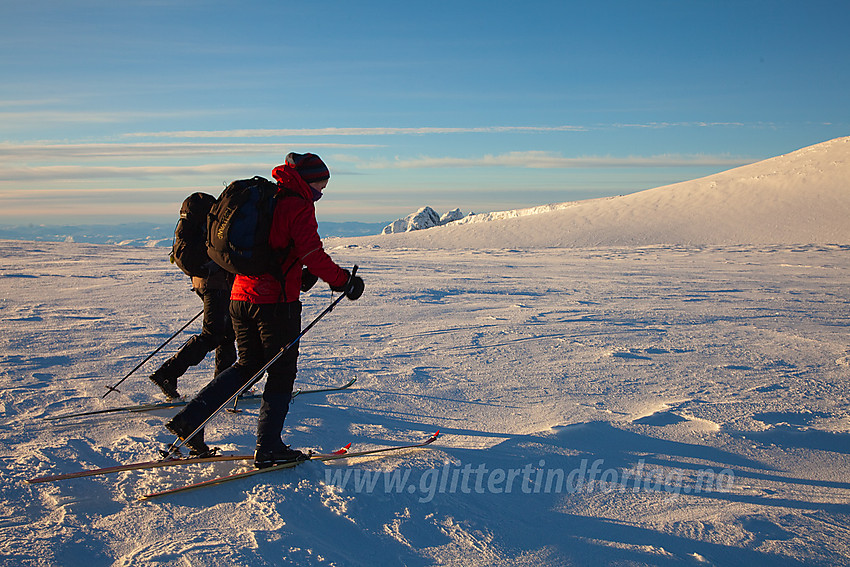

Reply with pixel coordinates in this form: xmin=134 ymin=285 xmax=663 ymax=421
xmin=166 ymin=153 xmax=364 ymax=466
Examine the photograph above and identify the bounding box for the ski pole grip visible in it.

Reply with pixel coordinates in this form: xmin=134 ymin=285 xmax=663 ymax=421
xmin=346 ymin=265 xmax=359 ymax=298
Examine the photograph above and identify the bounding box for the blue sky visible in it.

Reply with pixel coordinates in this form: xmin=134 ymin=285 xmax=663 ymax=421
xmin=1 ymin=0 xmax=847 ymax=225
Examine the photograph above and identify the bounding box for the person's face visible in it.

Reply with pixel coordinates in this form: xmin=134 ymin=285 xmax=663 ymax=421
xmin=309 ymin=180 xmax=329 ymax=192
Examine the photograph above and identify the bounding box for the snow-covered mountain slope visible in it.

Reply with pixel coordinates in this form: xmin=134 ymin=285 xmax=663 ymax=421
xmin=337 ymin=137 xmax=850 ymax=249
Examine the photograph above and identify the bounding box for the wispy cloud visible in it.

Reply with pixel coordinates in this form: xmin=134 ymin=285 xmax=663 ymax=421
xmin=123 ymin=126 xmax=588 ymax=138
xmin=609 ymin=121 xmax=749 ymax=129
xmin=0 ymin=142 xmax=382 ymax=162
xmin=0 ymin=163 xmax=264 ymax=182
xmin=0 ymin=110 xmax=213 ymax=126
xmin=0 ymin=148 xmax=754 ymax=182
xmin=0 ymin=186 xmax=190 ymax=197
xmin=357 ymin=151 xmax=754 ymax=169
xmin=120 ymin=122 xmax=758 ymax=139
xmin=0 ymin=98 xmax=67 ymax=108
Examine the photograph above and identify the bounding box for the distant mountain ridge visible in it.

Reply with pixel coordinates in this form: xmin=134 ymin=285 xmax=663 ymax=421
xmin=0 ymin=223 xmax=174 ymax=247
xmin=0 ymin=220 xmax=389 ymax=246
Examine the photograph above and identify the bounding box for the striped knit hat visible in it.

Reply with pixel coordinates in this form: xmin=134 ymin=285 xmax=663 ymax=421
xmin=285 ymin=152 xmax=330 ymax=184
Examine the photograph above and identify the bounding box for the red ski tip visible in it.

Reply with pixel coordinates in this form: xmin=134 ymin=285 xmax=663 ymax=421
xmin=326 ymin=442 xmax=352 ymax=456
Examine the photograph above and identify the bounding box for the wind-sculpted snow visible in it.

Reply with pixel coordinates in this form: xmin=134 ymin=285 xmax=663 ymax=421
xmin=2 ymin=237 xmax=850 ymax=565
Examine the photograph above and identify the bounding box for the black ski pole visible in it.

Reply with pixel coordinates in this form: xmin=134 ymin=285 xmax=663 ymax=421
xmin=227 ymin=265 xmax=360 ymax=413
xmin=164 ymin=266 xmax=358 ymax=458
xmin=103 ymin=308 xmax=204 ymax=398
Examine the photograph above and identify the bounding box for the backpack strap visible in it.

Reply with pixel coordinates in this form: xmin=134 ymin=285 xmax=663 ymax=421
xmin=270 ymin=185 xmax=307 ymax=303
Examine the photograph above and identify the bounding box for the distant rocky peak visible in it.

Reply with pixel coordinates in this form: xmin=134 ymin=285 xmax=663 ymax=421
xmin=382 ymin=206 xmax=470 ymax=234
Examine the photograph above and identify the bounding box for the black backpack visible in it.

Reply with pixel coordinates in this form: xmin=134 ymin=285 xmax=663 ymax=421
xmin=171 ymin=192 xmax=217 ymax=278
xmin=207 ymin=176 xmax=299 ymax=279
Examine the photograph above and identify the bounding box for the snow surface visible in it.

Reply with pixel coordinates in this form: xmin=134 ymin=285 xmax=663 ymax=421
xmin=2 ymin=137 xmax=850 ymax=566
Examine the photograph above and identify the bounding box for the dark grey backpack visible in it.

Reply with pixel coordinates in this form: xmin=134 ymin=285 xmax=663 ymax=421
xmin=171 ymin=192 xmax=217 ymax=278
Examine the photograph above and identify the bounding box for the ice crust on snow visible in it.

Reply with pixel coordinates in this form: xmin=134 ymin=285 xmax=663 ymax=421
xmin=3 ymin=137 xmax=850 ymax=565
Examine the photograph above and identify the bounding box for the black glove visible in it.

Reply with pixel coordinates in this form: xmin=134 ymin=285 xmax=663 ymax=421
xmin=300 ymin=267 xmax=319 ymax=292
xmin=345 ymin=275 xmax=365 ymax=300
xmin=331 ymin=269 xmax=364 ymax=301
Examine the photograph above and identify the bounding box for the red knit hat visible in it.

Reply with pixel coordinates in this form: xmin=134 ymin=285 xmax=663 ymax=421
xmin=285 ymin=152 xmax=330 ymax=183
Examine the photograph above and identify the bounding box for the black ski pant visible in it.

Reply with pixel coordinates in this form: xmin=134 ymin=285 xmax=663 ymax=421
xmin=170 ymin=300 xmax=301 ymax=450
xmin=152 ymin=287 xmax=237 ymax=383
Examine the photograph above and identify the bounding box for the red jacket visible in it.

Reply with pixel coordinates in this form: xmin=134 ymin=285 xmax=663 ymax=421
xmin=230 ymin=164 xmax=349 ymax=304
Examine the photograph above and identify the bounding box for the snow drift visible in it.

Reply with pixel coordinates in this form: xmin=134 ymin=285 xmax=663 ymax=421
xmin=340 ymin=137 xmax=850 ymax=249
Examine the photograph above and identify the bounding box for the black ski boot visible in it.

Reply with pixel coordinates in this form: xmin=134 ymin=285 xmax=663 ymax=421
xmin=165 ymin=417 xmax=216 ymax=458
xmin=254 ymin=444 xmax=309 ymax=469
xmin=149 ymin=368 xmax=180 ymax=400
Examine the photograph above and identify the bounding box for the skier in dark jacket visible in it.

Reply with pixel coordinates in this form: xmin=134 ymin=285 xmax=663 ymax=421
xmin=165 ymin=153 xmax=364 ymax=465
xmin=148 ymin=268 xmax=236 ymax=400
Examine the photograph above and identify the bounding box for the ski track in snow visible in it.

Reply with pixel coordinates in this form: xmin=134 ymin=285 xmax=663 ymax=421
xmin=1 ymin=239 xmax=849 ymax=566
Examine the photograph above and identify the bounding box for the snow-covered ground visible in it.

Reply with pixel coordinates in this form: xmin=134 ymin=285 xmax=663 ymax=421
xmin=2 ymin=138 xmax=849 ymax=566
